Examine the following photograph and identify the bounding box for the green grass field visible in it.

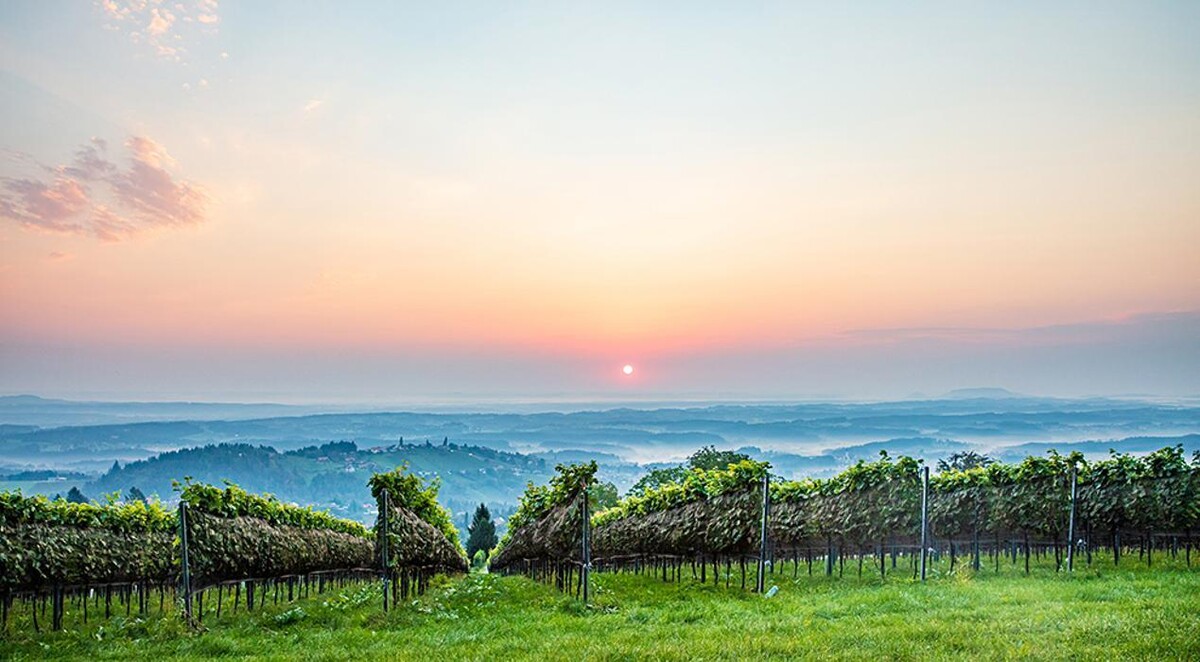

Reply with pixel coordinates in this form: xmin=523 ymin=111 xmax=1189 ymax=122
xmin=3 ymin=556 xmax=1198 ymax=660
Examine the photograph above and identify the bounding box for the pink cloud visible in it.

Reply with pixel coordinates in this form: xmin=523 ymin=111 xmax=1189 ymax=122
xmin=112 ymin=137 xmax=208 ymax=228
xmin=147 ymin=7 xmax=175 ymax=36
xmin=0 ymin=135 xmax=210 ymax=242
xmin=61 ymin=138 xmax=118 ymax=180
xmin=125 ymin=136 xmax=175 ymax=169
xmin=0 ymin=178 xmax=92 ymax=234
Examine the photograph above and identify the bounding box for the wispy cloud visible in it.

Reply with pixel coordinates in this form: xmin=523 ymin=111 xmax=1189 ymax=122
xmin=303 ymin=98 xmax=324 ymax=113
xmin=0 ymin=136 xmax=210 ymax=242
xmin=834 ymin=312 xmax=1200 ymax=348
xmin=97 ymin=0 xmax=221 ymax=62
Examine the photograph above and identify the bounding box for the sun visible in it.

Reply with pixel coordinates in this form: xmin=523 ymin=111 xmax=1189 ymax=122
xmin=622 ymin=364 xmax=634 ymax=376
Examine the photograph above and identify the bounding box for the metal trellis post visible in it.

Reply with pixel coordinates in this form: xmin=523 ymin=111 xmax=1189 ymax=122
xmin=581 ymin=484 xmax=590 ymax=605
xmin=757 ymin=473 xmax=770 ymax=593
xmin=1067 ymin=467 xmax=1077 ymax=572
xmin=178 ymin=501 xmax=192 ymax=622
xmin=381 ymin=488 xmax=390 ymax=613
xmin=920 ymin=465 xmax=929 ymax=582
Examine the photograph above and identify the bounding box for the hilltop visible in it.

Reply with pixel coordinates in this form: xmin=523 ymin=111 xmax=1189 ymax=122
xmin=87 ymin=440 xmax=552 ymax=528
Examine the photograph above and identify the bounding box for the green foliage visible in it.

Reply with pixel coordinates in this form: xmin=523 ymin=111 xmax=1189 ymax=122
xmin=930 ymin=447 xmax=1200 ymax=540
xmin=0 ymin=489 xmax=175 ymax=532
xmin=0 ymin=490 xmax=176 ymax=590
xmin=688 ymin=446 xmax=753 ymax=471
xmin=763 ymin=452 xmax=923 ymax=547
xmin=592 ymin=460 xmax=769 ymax=528
xmin=179 ymin=481 xmax=369 ymax=538
xmin=504 ymin=462 xmax=598 ymax=536
xmin=626 ymin=466 xmax=688 ymax=498
xmin=179 ymin=481 xmax=375 ymax=583
xmin=273 ymin=606 xmax=308 ymax=625
xmin=1078 ymin=444 xmax=1200 ymax=535
xmin=589 ymin=481 xmax=619 ymax=511
xmin=369 ymin=466 xmax=467 ymax=574
xmin=587 ymin=444 xmax=1199 ymax=585
xmin=186 ymin=509 xmax=374 ymax=584
xmin=626 ymin=446 xmax=753 ymax=497
xmin=368 ymin=465 xmax=462 ymax=551
xmin=489 ymin=462 xmax=597 ymax=567
xmin=927 ymin=465 xmax=994 ymax=537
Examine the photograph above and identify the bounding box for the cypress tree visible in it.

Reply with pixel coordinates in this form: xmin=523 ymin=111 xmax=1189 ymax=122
xmin=466 ymin=503 xmax=498 ymax=560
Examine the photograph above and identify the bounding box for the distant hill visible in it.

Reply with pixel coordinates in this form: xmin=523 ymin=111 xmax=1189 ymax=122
xmin=87 ymin=440 xmax=553 ymax=527
xmin=0 ymin=394 xmax=321 ymax=427
xmin=4 ymin=396 xmax=1199 ymax=471
xmin=942 ymin=387 xmax=1023 ymax=399
xmin=819 ymin=437 xmax=971 ymax=461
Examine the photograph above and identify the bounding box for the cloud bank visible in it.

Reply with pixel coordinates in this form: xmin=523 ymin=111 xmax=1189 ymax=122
xmin=0 ymin=136 xmax=210 ymax=241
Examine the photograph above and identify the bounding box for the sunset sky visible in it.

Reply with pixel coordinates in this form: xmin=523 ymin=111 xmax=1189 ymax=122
xmin=2 ymin=2 xmax=1198 ymax=403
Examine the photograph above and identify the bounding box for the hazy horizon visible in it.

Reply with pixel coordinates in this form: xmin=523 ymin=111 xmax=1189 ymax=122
xmin=3 ymin=385 xmax=1199 ymax=412
xmin=4 ymin=308 xmax=1198 ymax=403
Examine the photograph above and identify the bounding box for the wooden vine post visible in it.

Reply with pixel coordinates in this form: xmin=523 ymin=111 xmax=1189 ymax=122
xmin=919 ymin=465 xmax=929 ymax=582
xmin=757 ymin=472 xmax=770 ymax=593
xmin=1066 ymin=466 xmax=1077 ymax=572
xmin=381 ymin=488 xmax=391 ymax=613
xmin=178 ymin=501 xmax=193 ymax=623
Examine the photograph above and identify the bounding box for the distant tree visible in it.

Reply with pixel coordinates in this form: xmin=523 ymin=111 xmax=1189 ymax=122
xmin=127 ymin=486 xmax=147 ymax=503
xmin=627 ymin=466 xmax=689 ymax=497
xmin=628 ymin=446 xmax=753 ymax=497
xmin=472 ymin=550 xmax=487 ymax=570
xmin=465 ymin=503 xmax=498 ymax=559
xmin=937 ymin=451 xmax=994 ymax=472
xmin=589 ymin=481 xmax=619 ymax=511
xmin=66 ymin=486 xmax=88 ymax=503
xmin=687 ymin=446 xmax=752 ymax=471
xmin=442 ymin=437 xmax=449 ymax=447
xmin=318 ymin=441 xmax=357 ymax=455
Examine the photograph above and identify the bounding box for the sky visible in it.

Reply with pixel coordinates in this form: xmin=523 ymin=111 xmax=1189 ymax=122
xmin=1 ymin=1 xmax=1198 ymax=403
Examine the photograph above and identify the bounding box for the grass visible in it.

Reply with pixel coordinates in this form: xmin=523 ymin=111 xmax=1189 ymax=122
xmin=3 ymin=554 xmax=1198 ymax=660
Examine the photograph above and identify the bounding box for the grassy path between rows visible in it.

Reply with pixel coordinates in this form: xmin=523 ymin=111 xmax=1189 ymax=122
xmin=3 ymin=560 xmax=1198 ymax=660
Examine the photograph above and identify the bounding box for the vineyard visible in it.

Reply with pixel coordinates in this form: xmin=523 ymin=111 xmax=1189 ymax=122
xmin=2 ymin=445 xmax=1198 ymax=656
xmin=498 ymin=446 xmax=1200 ymax=594
xmin=0 ymin=467 xmax=467 ymax=633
